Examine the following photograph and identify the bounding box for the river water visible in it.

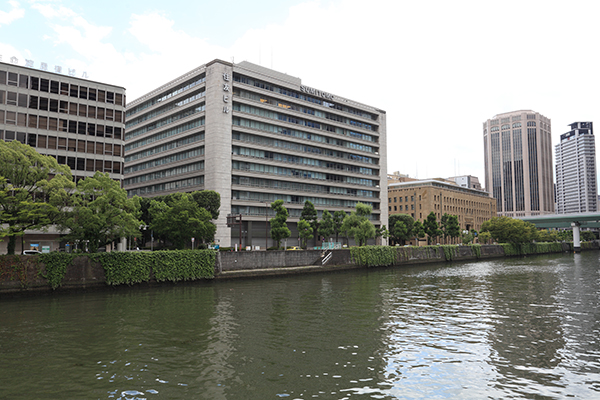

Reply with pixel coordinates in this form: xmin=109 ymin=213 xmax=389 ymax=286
xmin=1 ymin=252 xmax=599 ymax=399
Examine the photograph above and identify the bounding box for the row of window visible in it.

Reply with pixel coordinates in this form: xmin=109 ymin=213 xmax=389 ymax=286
xmin=235 ymin=89 xmax=376 ymax=132
xmin=233 ymin=160 xmax=376 ymax=187
xmin=123 ymin=161 xmax=204 ymax=186
xmin=126 ymin=176 xmax=204 ymax=197
xmin=233 ymin=146 xmax=375 ymax=174
xmin=234 ymin=102 xmax=375 ymax=139
xmin=125 ymin=118 xmax=204 ymax=152
xmin=126 ymin=75 xmax=206 ymax=118
xmin=0 ymin=70 xmax=124 ymax=105
xmin=0 ymin=110 xmax=123 ymax=139
xmin=124 ymin=147 xmax=204 ymax=174
xmin=233 ymin=74 xmax=377 ymax=121
xmin=233 ymin=131 xmax=373 ymax=164
xmin=232 ymin=190 xmax=376 ymax=210
xmin=233 ymin=117 xmax=377 ymax=164
xmin=232 ymin=176 xmax=374 ymax=198
xmin=125 ymin=104 xmax=205 ymax=140
xmin=126 ymin=90 xmax=206 ymax=128
xmin=0 ymin=130 xmax=122 ymax=156
xmin=125 ymin=133 xmax=204 ymax=163
xmin=0 ymin=90 xmax=123 ymax=122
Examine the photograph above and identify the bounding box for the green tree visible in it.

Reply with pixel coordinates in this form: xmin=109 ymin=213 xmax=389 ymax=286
xmin=318 ymin=209 xmax=335 ymax=242
xmin=191 ymin=190 xmax=221 ymax=220
xmin=478 ymin=231 xmax=492 ymax=244
xmin=480 ymin=216 xmax=537 ymax=245
xmin=149 ymin=192 xmax=215 ymax=249
xmin=413 ymin=220 xmax=426 ymax=242
xmin=424 ymin=212 xmax=442 ymax=244
xmin=0 ymin=140 xmax=75 ymax=254
xmin=59 ymin=172 xmax=141 ymax=253
xmin=300 ymin=200 xmax=318 ymax=245
xmin=581 ymin=230 xmax=596 ymax=241
xmin=297 ymin=219 xmax=313 ymax=249
xmin=333 ymin=210 xmax=346 ymax=242
xmin=461 ymin=230 xmax=475 ymax=245
xmin=536 ymin=229 xmax=559 ymax=242
xmin=441 ymin=213 xmax=461 ymax=243
xmin=376 ymin=225 xmax=389 ymax=243
xmin=340 ymin=202 xmax=376 ymax=246
xmin=270 ymin=199 xmax=291 ymax=249
xmin=389 ymin=214 xmax=414 ymax=245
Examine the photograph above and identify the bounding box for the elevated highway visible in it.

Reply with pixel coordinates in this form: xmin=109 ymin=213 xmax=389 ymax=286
xmin=518 ymin=212 xmax=600 ymax=252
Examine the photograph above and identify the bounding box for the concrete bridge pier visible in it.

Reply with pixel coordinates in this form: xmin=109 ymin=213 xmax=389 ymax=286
xmin=571 ymin=222 xmax=581 ymax=253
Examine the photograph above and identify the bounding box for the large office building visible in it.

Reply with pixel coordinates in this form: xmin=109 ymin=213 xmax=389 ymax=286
xmin=483 ymin=110 xmax=554 ymax=217
xmin=555 ymin=122 xmax=597 ymax=214
xmin=388 ymin=178 xmax=496 ymax=243
xmin=124 ymin=60 xmax=387 ymax=248
xmin=0 ymin=61 xmax=126 ymax=253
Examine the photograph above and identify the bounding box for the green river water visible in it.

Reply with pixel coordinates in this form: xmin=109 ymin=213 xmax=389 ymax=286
xmin=1 ymin=251 xmax=599 ymax=399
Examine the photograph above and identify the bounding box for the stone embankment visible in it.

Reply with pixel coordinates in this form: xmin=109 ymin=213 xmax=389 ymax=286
xmin=0 ymin=243 xmax=593 ymax=296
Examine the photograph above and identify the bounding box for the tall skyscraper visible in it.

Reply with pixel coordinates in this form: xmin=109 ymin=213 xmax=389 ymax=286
xmin=124 ymin=59 xmax=387 ymax=247
xmin=555 ymin=122 xmax=597 ymax=214
xmin=483 ymin=110 xmax=554 ymax=217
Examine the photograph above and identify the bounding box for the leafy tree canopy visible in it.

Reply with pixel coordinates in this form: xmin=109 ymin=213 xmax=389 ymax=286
xmin=389 ymin=214 xmax=414 ymax=244
xmin=0 ymin=140 xmax=74 ymax=254
xmin=298 ymin=219 xmax=313 ymax=249
xmin=441 ymin=213 xmax=461 ymax=240
xmin=270 ymin=199 xmax=291 ymax=248
xmin=480 ymin=216 xmax=537 ymax=245
xmin=318 ymin=209 xmax=335 ymax=241
xmin=332 ymin=210 xmax=346 ymax=242
xmin=341 ymin=202 xmax=376 ymax=246
xmin=149 ymin=192 xmax=215 ymax=249
xmin=423 ymin=212 xmax=442 ymax=244
xmin=59 ymin=172 xmax=141 ymax=253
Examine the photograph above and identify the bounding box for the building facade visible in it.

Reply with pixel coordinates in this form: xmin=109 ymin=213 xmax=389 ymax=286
xmin=388 ymin=179 xmax=496 ymax=241
xmin=483 ymin=110 xmax=554 ymax=217
xmin=555 ymin=122 xmax=597 ymax=214
xmin=124 ymin=60 xmax=387 ymax=248
xmin=0 ymin=61 xmax=126 ymax=253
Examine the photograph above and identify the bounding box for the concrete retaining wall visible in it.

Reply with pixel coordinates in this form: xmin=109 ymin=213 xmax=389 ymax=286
xmin=0 ymin=243 xmax=593 ymax=295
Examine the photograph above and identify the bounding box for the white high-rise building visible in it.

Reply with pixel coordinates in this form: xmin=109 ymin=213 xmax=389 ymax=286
xmin=555 ymin=122 xmax=597 ymax=214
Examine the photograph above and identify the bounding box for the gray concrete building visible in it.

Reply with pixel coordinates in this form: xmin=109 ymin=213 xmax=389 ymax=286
xmin=483 ymin=110 xmax=554 ymax=217
xmin=124 ymin=60 xmax=387 ymax=248
xmin=555 ymin=122 xmax=597 ymax=214
xmin=0 ymin=60 xmax=126 ymax=253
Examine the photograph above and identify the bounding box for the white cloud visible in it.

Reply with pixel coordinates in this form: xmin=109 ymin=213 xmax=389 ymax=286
xmin=0 ymin=0 xmax=24 ymax=26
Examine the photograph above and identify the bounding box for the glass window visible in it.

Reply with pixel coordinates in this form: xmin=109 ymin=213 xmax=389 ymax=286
xmin=40 ymin=79 xmax=49 ymax=92
xmin=19 ymin=75 xmax=28 ymax=88
xmin=50 ymin=80 xmax=59 ymax=94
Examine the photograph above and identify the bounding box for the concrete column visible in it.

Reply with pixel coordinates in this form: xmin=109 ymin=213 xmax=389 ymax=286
xmin=204 ymin=60 xmax=233 ymax=248
xmin=571 ymin=222 xmax=581 ymax=253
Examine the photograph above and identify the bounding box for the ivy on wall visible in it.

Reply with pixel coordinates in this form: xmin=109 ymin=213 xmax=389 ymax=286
xmin=39 ymin=253 xmax=76 ymax=289
xmin=350 ymin=246 xmax=397 ymax=267
xmin=90 ymin=252 xmax=152 ymax=286
xmin=152 ymin=250 xmax=216 ymax=282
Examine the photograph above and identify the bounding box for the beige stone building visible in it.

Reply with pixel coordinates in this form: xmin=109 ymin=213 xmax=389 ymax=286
xmin=483 ymin=110 xmax=554 ymax=217
xmin=124 ymin=60 xmax=387 ymax=248
xmin=388 ymin=178 xmax=496 ymax=243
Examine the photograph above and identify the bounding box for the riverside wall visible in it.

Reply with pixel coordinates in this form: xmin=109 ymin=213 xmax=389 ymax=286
xmin=0 ymin=243 xmax=592 ymax=295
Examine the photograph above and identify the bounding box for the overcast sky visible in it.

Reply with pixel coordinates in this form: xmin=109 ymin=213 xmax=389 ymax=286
xmin=2 ymin=0 xmax=599 ymax=187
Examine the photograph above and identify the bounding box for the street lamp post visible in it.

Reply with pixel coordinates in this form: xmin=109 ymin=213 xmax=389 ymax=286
xmin=265 ymin=202 xmax=269 ymax=251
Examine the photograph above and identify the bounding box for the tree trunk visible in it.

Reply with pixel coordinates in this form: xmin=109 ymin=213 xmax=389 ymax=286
xmin=7 ymin=235 xmax=16 ymax=255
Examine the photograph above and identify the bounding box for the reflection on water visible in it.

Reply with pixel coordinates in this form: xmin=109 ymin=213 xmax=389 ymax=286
xmin=1 ymin=252 xmax=599 ymax=399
